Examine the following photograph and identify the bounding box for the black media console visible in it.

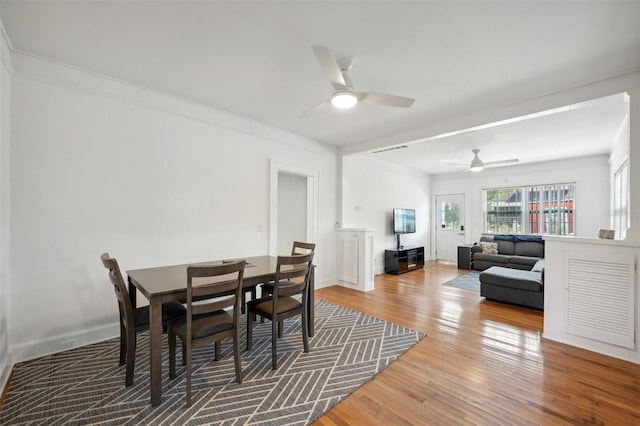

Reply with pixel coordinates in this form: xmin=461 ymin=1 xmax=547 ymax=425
xmin=384 ymin=246 xmax=425 ymax=275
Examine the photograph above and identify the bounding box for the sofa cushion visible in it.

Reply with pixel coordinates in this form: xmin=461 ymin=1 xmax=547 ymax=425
xmin=494 ymin=234 xmax=516 ymax=241
xmin=479 ymin=267 xmax=543 ymax=292
xmin=496 ymin=240 xmax=515 ymax=255
xmin=515 ymin=235 xmax=544 ymax=242
xmin=509 ymin=256 xmax=541 ymax=267
xmin=514 ymin=241 xmax=544 ymax=257
xmin=473 ymin=253 xmax=510 ymax=264
xmin=479 ymin=241 xmax=498 ymax=254
xmin=530 ymin=259 xmax=545 ymax=272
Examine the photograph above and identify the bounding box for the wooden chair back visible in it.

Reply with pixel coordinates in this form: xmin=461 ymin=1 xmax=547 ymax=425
xmin=100 ymin=253 xmax=135 ymax=330
xmin=272 ymin=252 xmax=314 ymax=298
xmin=291 ymin=241 xmax=316 ymax=255
xmin=185 ymin=260 xmax=246 ymax=338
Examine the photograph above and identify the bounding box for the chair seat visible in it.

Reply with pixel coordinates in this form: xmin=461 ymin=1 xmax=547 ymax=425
xmin=260 ymin=279 xmax=300 ymax=295
xmin=171 ymin=310 xmax=233 ymax=340
xmin=248 ymin=296 xmax=302 ymax=317
xmin=162 ymin=302 xmax=187 ymax=321
xmin=133 ymin=301 xmax=186 ymax=328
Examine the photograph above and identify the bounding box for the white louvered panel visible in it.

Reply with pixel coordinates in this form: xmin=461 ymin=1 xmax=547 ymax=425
xmin=566 ymin=255 xmax=635 ymax=349
xmin=338 ymin=235 xmax=359 ymax=284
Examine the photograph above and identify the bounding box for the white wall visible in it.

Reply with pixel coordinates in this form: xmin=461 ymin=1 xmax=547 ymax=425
xmin=341 ymin=156 xmax=430 ymax=274
xmin=8 ymin=52 xmax=338 ymax=362
xmin=431 ymin=155 xmax=611 ymax=244
xmin=0 ymin=18 xmax=12 ymax=392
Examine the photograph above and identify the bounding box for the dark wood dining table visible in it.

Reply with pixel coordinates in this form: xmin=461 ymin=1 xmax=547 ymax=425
xmin=127 ymin=255 xmax=315 ymax=406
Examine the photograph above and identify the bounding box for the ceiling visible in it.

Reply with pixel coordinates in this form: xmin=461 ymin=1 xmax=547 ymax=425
xmin=1 ymin=1 xmax=638 ymax=174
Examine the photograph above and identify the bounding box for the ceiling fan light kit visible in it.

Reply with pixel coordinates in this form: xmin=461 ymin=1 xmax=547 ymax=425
xmin=331 ymin=90 xmax=358 ymax=109
xmin=302 ymin=45 xmax=415 ymax=117
xmin=470 ymin=150 xmax=484 ymax=172
xmin=449 ymin=148 xmax=519 ymax=172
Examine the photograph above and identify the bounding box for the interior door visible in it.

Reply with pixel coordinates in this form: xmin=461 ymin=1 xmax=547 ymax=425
xmin=436 ymin=194 xmax=465 ymax=263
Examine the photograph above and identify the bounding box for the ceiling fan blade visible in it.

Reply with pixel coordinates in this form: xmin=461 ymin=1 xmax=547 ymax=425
xmin=447 ymin=162 xmax=469 ymax=166
xmin=357 ymin=92 xmax=415 ymax=108
xmin=298 ymin=100 xmax=331 ymax=119
xmin=484 ymin=158 xmax=519 ymax=167
xmin=311 ymin=45 xmax=347 ymax=90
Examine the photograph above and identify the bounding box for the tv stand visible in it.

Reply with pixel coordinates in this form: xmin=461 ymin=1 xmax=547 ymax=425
xmin=384 ymin=246 xmax=425 ymax=275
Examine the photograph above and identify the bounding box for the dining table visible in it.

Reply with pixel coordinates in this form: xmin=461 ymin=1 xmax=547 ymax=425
xmin=127 ymin=255 xmax=315 ymax=406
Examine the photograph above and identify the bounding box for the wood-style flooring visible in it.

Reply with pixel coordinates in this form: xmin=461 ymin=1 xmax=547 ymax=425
xmin=313 ymin=262 xmax=640 ymax=425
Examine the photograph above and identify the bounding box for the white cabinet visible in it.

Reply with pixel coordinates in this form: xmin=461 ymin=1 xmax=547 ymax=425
xmin=336 ymin=228 xmax=375 ymax=292
xmin=544 ymin=235 xmax=640 ymax=364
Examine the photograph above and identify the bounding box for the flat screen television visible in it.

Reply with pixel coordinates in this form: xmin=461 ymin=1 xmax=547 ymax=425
xmin=393 ymin=208 xmax=416 ymax=234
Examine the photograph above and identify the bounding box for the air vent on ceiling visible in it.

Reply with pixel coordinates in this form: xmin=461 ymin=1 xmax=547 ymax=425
xmin=372 ymin=145 xmax=408 ymax=154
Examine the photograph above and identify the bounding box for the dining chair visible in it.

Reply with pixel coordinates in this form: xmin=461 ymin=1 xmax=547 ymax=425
xmin=246 ymin=252 xmax=314 ymax=370
xmin=100 ymin=253 xmax=186 ymax=386
xmin=259 ymin=241 xmax=316 ymax=335
xmin=168 ymin=260 xmax=246 ymax=407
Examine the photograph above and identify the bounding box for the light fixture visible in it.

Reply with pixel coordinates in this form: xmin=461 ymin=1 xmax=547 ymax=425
xmin=469 ymin=152 xmax=484 ymax=172
xmin=331 ymin=90 xmax=358 ymax=109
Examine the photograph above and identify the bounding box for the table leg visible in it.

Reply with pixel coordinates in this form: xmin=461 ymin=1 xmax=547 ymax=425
xmin=127 ymin=276 xmax=137 ymax=308
xmin=149 ymin=297 xmax=163 ymax=406
xmin=308 ymin=265 xmax=315 ymax=337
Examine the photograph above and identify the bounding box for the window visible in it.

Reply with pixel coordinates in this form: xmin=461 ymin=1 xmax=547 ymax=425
xmin=483 ymin=183 xmax=575 ymax=235
xmin=440 ymin=201 xmax=460 ymax=230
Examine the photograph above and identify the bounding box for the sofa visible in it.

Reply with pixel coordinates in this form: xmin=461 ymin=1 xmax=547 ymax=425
xmin=471 ymin=234 xmax=544 ymax=271
xmin=479 ymin=260 xmax=545 ymax=310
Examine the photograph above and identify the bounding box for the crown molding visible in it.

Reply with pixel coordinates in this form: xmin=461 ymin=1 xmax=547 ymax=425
xmin=10 ymin=50 xmax=336 ymax=156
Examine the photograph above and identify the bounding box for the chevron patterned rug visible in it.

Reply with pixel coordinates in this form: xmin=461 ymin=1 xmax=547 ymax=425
xmin=0 ymin=299 xmax=424 ymax=425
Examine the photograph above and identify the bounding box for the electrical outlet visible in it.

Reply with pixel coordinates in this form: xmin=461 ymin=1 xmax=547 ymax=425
xmin=61 ymin=339 xmax=77 ymax=349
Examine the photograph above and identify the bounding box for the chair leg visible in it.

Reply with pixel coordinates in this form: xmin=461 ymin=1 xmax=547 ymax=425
xmin=186 ymin=339 xmax=192 ymax=407
xmin=119 ymin=322 xmax=126 ymax=365
xmin=278 ymin=320 xmax=283 ymax=338
xmin=168 ymin=328 xmax=176 ymax=380
xmin=182 ymin=340 xmax=187 ymax=366
xmin=271 ymin=317 xmax=278 ymax=370
xmin=233 ymin=328 xmax=243 ymax=384
xmin=125 ymin=329 xmax=136 ymax=387
xmin=302 ymin=311 xmax=309 ymax=353
xmin=215 ymin=341 xmax=221 ymax=361
xmin=246 ymin=308 xmax=253 ymax=351
xmin=241 ymin=291 xmax=246 ymax=314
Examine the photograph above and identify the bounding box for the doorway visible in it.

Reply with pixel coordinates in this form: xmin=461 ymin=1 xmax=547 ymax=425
xmin=435 ymin=194 xmax=465 ymax=263
xmin=269 ymin=161 xmax=318 ymax=256
xmin=277 ymin=173 xmax=307 ymax=254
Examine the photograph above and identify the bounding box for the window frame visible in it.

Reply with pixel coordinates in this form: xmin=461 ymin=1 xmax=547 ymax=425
xmin=483 ymin=183 xmax=576 ymax=236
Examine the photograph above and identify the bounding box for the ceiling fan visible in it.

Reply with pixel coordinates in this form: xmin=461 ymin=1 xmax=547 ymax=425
xmin=449 ymin=149 xmax=519 ymax=172
xmin=299 ymin=45 xmax=415 ymax=118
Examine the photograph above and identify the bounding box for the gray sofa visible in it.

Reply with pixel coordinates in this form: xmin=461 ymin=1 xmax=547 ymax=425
xmin=479 ymin=260 xmax=545 ymax=310
xmin=471 ymin=234 xmax=544 ymax=271
xmin=471 ymin=234 xmax=545 ymax=310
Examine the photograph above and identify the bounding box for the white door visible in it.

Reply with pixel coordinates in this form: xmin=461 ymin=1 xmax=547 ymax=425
xmin=436 ymin=194 xmax=465 ymax=263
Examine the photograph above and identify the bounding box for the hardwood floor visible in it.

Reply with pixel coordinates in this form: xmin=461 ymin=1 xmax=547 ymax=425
xmin=313 ymin=262 xmax=640 ymax=425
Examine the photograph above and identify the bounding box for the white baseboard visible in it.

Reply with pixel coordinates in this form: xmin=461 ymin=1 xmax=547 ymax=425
xmin=314 ymin=277 xmax=336 ymax=289
xmin=10 ymin=322 xmax=119 ymax=364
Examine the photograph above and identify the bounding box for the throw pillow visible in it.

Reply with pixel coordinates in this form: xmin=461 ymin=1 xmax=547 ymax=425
xmin=480 ymin=241 xmax=498 ymax=254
